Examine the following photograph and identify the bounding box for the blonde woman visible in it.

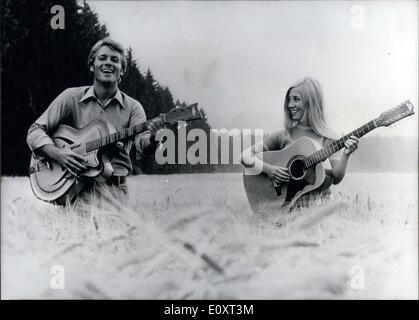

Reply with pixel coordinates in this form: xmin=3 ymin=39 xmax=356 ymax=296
xmin=241 ymin=77 xmax=359 ymax=206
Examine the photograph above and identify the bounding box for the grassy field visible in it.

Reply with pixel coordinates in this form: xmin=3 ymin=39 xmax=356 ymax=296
xmin=1 ymin=172 xmax=417 ymax=299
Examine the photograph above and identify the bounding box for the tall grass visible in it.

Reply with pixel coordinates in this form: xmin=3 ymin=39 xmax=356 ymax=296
xmin=1 ymin=173 xmax=417 ymax=299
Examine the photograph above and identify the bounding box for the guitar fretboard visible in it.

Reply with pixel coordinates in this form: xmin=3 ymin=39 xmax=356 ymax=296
xmin=85 ymin=122 xmax=149 ymax=152
xmin=304 ymin=120 xmax=377 ymax=168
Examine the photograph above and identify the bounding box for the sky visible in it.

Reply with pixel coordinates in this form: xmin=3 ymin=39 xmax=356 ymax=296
xmin=88 ymin=0 xmax=418 ymax=137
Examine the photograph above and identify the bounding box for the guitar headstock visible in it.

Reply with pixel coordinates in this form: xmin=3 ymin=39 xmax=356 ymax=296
xmin=376 ymin=100 xmax=415 ymax=127
xmin=162 ymin=103 xmax=204 ymax=125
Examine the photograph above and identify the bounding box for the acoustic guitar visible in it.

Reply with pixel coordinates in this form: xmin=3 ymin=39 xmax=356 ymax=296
xmin=243 ymin=100 xmax=415 ymax=214
xmin=29 ymin=103 xmax=203 ymax=205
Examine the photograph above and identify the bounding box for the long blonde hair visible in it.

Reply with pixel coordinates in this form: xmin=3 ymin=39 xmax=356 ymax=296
xmin=284 ymin=77 xmax=336 ymax=140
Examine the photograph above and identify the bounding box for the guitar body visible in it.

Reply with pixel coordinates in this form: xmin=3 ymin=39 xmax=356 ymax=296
xmin=243 ymin=137 xmax=326 ymax=214
xmin=29 ymin=119 xmax=115 ymax=205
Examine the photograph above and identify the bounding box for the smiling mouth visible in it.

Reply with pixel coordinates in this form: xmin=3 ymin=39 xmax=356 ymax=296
xmin=100 ymin=69 xmax=114 ymax=74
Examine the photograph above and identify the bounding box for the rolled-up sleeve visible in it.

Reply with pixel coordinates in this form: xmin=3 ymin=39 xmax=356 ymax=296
xmin=26 ymin=89 xmax=71 ymax=152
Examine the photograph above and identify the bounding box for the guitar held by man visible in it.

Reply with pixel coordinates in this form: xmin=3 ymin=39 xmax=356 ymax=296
xmin=29 ymin=104 xmax=203 ymax=205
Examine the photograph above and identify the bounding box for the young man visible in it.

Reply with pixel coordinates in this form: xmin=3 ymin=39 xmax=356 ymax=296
xmin=27 ymin=38 xmax=164 ymax=204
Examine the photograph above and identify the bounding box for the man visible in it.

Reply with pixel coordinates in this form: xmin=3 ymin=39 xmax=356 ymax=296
xmin=27 ymin=37 xmax=164 ymax=204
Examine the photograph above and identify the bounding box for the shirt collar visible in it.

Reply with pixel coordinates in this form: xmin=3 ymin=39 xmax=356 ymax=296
xmin=79 ymin=86 xmax=125 ymax=109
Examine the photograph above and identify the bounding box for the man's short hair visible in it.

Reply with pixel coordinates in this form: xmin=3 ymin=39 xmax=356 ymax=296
xmin=87 ymin=37 xmax=127 ymax=73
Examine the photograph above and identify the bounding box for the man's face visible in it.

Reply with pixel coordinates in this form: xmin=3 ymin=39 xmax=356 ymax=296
xmin=90 ymin=45 xmax=124 ymax=85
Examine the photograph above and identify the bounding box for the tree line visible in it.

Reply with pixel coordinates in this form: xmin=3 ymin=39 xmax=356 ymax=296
xmin=2 ymin=0 xmax=414 ymax=176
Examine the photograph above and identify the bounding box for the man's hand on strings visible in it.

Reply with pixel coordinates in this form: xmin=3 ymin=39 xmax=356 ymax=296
xmin=147 ymin=118 xmax=165 ymax=138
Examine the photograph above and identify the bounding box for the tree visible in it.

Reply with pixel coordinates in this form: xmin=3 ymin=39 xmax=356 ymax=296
xmin=1 ymin=0 xmax=108 ymax=175
xmin=120 ymin=48 xmax=145 ymax=99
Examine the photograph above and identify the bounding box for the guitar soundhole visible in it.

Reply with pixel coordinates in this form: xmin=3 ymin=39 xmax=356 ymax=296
xmin=288 ymin=158 xmax=306 ymax=180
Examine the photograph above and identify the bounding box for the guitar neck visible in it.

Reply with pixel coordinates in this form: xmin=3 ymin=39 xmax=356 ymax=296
xmin=304 ymin=119 xmax=378 ymax=168
xmin=85 ymin=120 xmax=152 ymax=152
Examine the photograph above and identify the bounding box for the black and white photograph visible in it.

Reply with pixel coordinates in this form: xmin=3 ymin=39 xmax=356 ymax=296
xmin=1 ymin=0 xmax=417 ymax=302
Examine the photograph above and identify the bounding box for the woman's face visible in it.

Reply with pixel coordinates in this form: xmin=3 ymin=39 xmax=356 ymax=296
xmin=287 ymin=87 xmax=307 ymax=124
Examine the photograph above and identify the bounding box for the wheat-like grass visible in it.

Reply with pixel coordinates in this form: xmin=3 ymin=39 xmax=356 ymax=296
xmin=1 ymin=173 xmax=417 ymax=299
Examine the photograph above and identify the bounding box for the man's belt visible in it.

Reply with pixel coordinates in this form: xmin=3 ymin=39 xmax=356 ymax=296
xmin=107 ymin=175 xmax=127 ymax=186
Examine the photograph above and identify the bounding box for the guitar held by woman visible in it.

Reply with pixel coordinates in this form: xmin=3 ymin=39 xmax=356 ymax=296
xmin=241 ymin=77 xmax=414 ymax=213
